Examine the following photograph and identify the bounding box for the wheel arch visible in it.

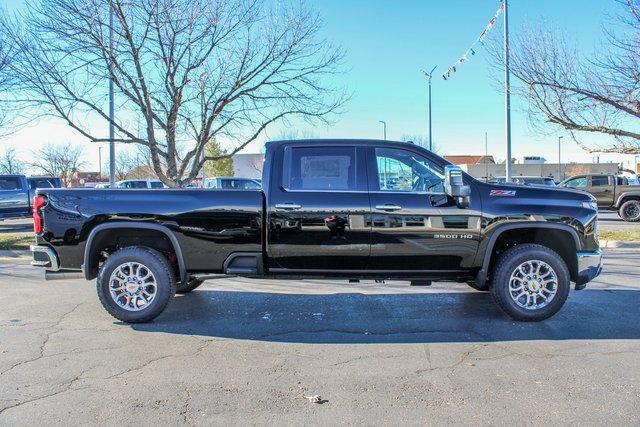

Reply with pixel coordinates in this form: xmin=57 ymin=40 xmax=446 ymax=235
xmin=84 ymin=222 xmax=187 ymax=282
xmin=475 ymin=223 xmax=581 ymax=287
xmin=615 ymin=193 xmax=640 ymax=208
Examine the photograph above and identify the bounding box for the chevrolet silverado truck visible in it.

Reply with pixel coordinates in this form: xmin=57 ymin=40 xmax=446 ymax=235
xmin=30 ymin=139 xmax=602 ymax=323
xmin=0 ymin=175 xmax=62 ymax=221
xmin=559 ymin=174 xmax=640 ymax=222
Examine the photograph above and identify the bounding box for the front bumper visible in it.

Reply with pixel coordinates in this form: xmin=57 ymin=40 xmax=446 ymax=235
xmin=575 ymin=248 xmax=603 ymax=289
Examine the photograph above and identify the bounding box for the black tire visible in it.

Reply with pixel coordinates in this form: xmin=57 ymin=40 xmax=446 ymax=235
xmin=176 ymin=278 xmax=204 ymax=294
xmin=490 ymin=244 xmax=570 ymax=322
xmin=97 ymin=247 xmax=176 ymax=323
xmin=619 ymin=200 xmax=640 ymax=222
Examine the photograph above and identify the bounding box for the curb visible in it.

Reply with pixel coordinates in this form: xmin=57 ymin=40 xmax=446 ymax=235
xmin=0 ymin=249 xmax=30 ymax=258
xmin=600 ymin=240 xmax=640 ymax=250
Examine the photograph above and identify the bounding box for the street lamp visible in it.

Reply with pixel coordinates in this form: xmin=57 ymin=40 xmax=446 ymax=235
xmin=379 ymin=120 xmax=387 ymax=140
xmin=421 ymin=65 xmax=437 ymax=151
xmin=557 ymin=136 xmax=564 ymax=182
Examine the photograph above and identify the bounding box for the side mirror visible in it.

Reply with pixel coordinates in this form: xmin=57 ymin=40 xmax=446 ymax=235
xmin=444 ymin=165 xmax=471 ymax=208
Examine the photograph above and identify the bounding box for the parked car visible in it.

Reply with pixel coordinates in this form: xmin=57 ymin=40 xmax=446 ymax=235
xmin=489 ymin=176 xmax=557 ymax=187
xmin=0 ymin=175 xmax=62 ymax=221
xmin=203 ymin=177 xmax=261 ymax=190
xmin=559 ymin=174 xmax=640 ymax=222
xmin=115 ymin=179 xmax=166 ymax=189
xmin=31 ymin=139 xmax=602 ymax=323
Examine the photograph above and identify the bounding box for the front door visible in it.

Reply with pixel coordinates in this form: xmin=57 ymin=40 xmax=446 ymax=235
xmin=268 ymin=145 xmax=371 ymax=271
xmin=589 ymin=175 xmax=615 ymax=207
xmin=367 ymin=146 xmax=481 ymax=272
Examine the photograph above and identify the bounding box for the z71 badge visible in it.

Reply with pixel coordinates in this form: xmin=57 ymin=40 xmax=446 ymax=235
xmin=490 ymin=189 xmax=516 ymax=197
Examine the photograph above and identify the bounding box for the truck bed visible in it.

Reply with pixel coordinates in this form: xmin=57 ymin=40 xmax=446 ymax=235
xmin=35 ymin=188 xmax=264 ymax=272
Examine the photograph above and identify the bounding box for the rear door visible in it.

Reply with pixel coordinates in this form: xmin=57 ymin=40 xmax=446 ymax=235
xmin=590 ymin=175 xmax=615 ymax=207
xmin=0 ymin=176 xmax=29 ymax=218
xmin=267 ymin=144 xmax=371 ymax=271
xmin=366 ymin=146 xmax=481 ymax=272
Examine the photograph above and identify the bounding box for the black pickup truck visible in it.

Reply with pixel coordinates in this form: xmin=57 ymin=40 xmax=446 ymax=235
xmin=30 ymin=139 xmax=602 ymax=323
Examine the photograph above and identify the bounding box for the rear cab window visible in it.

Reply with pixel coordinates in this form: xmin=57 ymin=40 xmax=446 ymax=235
xmin=283 ymin=146 xmax=362 ymax=191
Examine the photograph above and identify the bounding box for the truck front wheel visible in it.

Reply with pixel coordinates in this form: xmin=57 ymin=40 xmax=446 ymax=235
xmin=490 ymin=244 xmax=570 ymax=322
xmin=96 ymin=247 xmax=176 ymax=323
xmin=619 ymin=200 xmax=640 ymax=222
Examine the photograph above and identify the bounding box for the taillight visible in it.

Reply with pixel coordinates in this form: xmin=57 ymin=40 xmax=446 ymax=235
xmin=33 ymin=195 xmax=47 ymax=234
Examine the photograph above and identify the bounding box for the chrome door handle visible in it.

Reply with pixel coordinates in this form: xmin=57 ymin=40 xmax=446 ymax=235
xmin=375 ymin=204 xmax=402 ymax=211
xmin=275 ymin=203 xmax=302 ymax=210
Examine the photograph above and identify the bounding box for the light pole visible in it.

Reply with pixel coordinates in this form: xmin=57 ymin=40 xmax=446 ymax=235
xmin=485 ymin=132 xmax=489 ymax=182
xmin=503 ymin=0 xmax=512 ymax=182
xmin=421 ymin=66 xmax=437 ymax=151
xmin=379 ymin=120 xmax=387 ymax=140
xmin=108 ymin=0 xmax=116 ymax=188
xmin=557 ymin=136 xmax=564 ymax=181
xmin=98 ymin=146 xmax=102 ymax=180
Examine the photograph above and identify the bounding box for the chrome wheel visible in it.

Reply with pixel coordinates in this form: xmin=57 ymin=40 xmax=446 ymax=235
xmin=508 ymin=260 xmax=557 ymax=310
xmin=109 ymin=262 xmax=157 ymax=312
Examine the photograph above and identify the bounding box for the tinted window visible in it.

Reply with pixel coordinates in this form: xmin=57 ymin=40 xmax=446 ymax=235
xmin=284 ymin=146 xmax=356 ymax=191
xmin=591 ymin=175 xmax=609 ymax=186
xmin=149 ymin=181 xmax=164 ymax=189
xmin=564 ymin=177 xmax=587 ymax=188
xmin=0 ymin=177 xmax=21 ymax=190
xmin=28 ymin=179 xmax=54 ymax=189
xmin=375 ymin=147 xmax=444 ymax=192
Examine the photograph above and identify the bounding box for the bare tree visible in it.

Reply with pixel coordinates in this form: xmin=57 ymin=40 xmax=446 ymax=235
xmin=400 ymin=134 xmax=441 ymax=154
xmin=0 ymin=148 xmax=25 ymax=174
xmin=5 ymin=0 xmax=346 ymax=187
xmin=495 ymin=0 xmax=640 ymax=154
xmin=0 ymin=7 xmax=14 ymax=130
xmin=30 ymin=143 xmax=86 ymax=187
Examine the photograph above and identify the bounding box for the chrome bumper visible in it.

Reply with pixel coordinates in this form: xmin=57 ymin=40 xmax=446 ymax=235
xmin=575 ymin=248 xmax=603 ymax=289
xmin=30 ymin=245 xmax=60 ymax=271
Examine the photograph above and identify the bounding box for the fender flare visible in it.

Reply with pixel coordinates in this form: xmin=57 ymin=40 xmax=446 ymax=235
xmin=475 ymin=222 xmax=581 ymax=287
xmin=83 ymin=222 xmax=187 ymax=282
xmin=615 ymin=192 xmax=640 ymax=208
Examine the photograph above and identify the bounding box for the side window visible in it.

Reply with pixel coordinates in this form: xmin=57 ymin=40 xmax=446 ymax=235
xmin=591 ymin=175 xmax=609 ymax=186
xmin=565 ymin=177 xmax=587 ymax=188
xmin=284 ymin=146 xmax=357 ymax=191
xmin=375 ymin=147 xmax=444 ymax=193
xmin=0 ymin=177 xmax=21 ymax=190
xmin=149 ymin=181 xmax=164 ymax=189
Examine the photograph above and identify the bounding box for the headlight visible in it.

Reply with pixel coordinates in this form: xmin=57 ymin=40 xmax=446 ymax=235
xmin=581 ymin=201 xmax=598 ymax=210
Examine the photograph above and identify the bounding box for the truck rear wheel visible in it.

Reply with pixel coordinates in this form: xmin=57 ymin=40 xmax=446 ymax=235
xmin=490 ymin=244 xmax=570 ymax=322
xmin=619 ymin=200 xmax=640 ymax=222
xmin=96 ymin=247 xmax=176 ymax=323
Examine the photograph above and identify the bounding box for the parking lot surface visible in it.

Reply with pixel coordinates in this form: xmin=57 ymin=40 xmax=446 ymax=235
xmin=0 ymin=250 xmax=639 ymax=425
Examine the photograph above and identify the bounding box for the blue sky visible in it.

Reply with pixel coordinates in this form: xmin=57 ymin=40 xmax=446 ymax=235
xmin=1 ymin=0 xmax=632 ymax=170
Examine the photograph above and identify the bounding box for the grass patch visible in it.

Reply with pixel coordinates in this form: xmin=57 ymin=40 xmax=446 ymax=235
xmin=0 ymin=232 xmax=34 ymax=250
xmin=599 ymin=229 xmax=640 ymax=242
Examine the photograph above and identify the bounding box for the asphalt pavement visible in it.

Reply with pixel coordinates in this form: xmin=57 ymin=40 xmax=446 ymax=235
xmin=1 ymin=250 xmax=639 ymax=425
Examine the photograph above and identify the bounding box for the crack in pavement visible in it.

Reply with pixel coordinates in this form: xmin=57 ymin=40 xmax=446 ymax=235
xmin=0 ymin=303 xmax=85 ymax=376
xmin=0 ymin=366 xmax=94 ymax=417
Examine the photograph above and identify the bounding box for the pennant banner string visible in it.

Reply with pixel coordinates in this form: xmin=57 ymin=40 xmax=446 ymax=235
xmin=442 ymin=0 xmax=504 ymax=81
